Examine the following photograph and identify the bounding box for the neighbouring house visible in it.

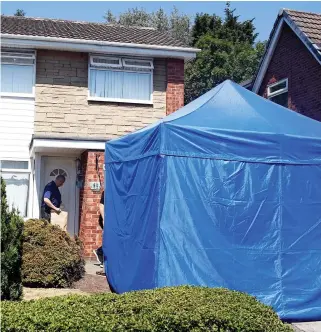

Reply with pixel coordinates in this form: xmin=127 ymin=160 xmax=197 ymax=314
xmin=251 ymin=9 xmax=321 ymax=121
xmin=0 ymin=15 xmax=199 ymax=258
xmin=239 ymin=79 xmax=253 ymax=91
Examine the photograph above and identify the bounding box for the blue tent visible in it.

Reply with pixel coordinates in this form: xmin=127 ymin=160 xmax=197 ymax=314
xmin=103 ymin=80 xmax=321 ymax=321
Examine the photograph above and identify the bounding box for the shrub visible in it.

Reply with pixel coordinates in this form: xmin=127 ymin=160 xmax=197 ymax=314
xmin=1 ymin=286 xmax=293 ymax=331
xmin=1 ymin=177 xmax=24 ymax=301
xmin=22 ymin=219 xmax=85 ymax=288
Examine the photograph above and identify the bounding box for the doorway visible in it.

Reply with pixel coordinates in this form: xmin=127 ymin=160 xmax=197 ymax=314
xmin=42 ymin=157 xmax=77 ymax=235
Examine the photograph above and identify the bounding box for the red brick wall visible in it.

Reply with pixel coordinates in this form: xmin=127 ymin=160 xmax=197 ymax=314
xmin=79 ymin=150 xmax=105 ymax=259
xmin=166 ymin=59 xmax=185 ymax=115
xmin=258 ymin=24 xmax=321 ymax=121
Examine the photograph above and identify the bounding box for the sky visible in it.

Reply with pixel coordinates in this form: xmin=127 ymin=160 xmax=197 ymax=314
xmin=1 ymin=1 xmax=320 ymax=42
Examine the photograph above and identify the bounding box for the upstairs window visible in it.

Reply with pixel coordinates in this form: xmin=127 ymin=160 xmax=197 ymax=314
xmin=267 ymin=78 xmax=288 ymax=108
xmin=89 ymin=55 xmax=153 ymax=104
xmin=1 ymin=50 xmax=36 ymax=97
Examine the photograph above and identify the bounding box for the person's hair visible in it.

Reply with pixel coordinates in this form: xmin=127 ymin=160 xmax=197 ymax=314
xmin=56 ymin=175 xmax=66 ymax=182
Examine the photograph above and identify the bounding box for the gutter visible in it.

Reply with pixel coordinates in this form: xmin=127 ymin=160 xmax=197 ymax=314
xmin=1 ymin=33 xmax=200 ymax=60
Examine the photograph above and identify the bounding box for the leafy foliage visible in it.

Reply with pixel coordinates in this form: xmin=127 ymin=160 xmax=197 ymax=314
xmin=103 ymin=3 xmax=265 ymax=104
xmin=185 ymin=37 xmax=265 ymax=103
xmin=1 ymin=286 xmax=293 ymax=331
xmin=104 ymin=7 xmax=192 ymax=46
xmin=185 ymin=3 xmax=265 ymax=103
xmin=14 ymin=9 xmax=26 ymax=16
xmin=22 ymin=219 xmax=85 ymax=288
xmin=1 ymin=177 xmax=24 ymax=301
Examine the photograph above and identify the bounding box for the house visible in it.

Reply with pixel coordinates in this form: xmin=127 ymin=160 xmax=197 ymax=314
xmin=240 ymin=79 xmax=253 ymax=90
xmin=0 ymin=15 xmax=199 ymax=257
xmin=251 ymin=9 xmax=321 ymax=121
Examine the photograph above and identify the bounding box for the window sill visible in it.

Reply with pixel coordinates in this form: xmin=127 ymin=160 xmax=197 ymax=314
xmin=88 ymin=96 xmax=153 ymax=105
xmin=1 ymin=93 xmax=35 ymax=99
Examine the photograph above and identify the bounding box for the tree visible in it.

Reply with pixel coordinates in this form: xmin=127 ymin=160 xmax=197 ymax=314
xmin=118 ymin=7 xmax=152 ymax=27
xmin=14 ymin=9 xmax=26 ymax=17
xmin=191 ymin=13 xmax=222 ymax=46
xmin=1 ymin=178 xmax=24 ymax=300
xmin=104 ymin=7 xmax=191 ymax=46
xmin=104 ymin=10 xmax=117 ymax=24
xmin=185 ymin=3 xmax=265 ymax=103
xmin=151 ymin=8 xmax=169 ymax=33
xmin=103 ymin=4 xmax=265 ymax=102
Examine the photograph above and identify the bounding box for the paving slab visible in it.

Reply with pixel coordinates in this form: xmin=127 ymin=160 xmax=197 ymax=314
xmin=292 ymin=322 xmax=321 ymax=332
xmin=85 ymin=259 xmax=103 ymax=275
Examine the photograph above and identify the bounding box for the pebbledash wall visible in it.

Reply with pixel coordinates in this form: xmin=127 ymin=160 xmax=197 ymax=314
xmin=258 ymin=24 xmax=321 ymax=121
xmin=34 ymin=50 xmax=185 ymax=258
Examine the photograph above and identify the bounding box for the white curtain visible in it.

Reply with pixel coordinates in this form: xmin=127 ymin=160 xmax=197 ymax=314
xmin=1 ymin=64 xmax=34 ymax=94
xmin=90 ymin=69 xmax=151 ymax=101
xmin=123 ymin=72 xmax=151 ymax=101
xmin=2 ymin=173 xmax=29 ymax=217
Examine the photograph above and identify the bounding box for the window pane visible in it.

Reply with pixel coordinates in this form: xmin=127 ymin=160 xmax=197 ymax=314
xmin=105 ymin=71 xmax=123 ymax=99
xmin=90 ymin=69 xmax=151 ymax=101
xmin=123 ymin=72 xmax=151 ymax=101
xmin=123 ymin=59 xmax=152 ymax=68
xmin=2 ymin=57 xmax=34 ymax=65
xmin=270 ymin=92 xmax=288 ymax=108
xmin=1 ymin=64 xmax=34 ymax=94
xmin=0 ymin=160 xmax=28 ymax=169
xmin=90 ymin=69 xmax=105 ymax=98
xmin=91 ymin=57 xmax=121 ymax=67
xmin=269 ymin=81 xmax=287 ymax=94
xmin=2 ymin=172 xmax=29 ymax=217
xmin=90 ymin=69 xmax=123 ymax=99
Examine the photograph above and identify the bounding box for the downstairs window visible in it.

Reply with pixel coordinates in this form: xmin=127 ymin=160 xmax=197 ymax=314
xmin=0 ymin=160 xmax=30 ymax=217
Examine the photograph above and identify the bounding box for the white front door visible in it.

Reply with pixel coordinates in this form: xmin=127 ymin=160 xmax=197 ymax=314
xmin=43 ymin=157 xmax=77 ymax=235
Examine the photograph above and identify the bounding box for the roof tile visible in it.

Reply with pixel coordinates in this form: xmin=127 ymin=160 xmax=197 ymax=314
xmin=285 ymin=9 xmax=321 ymax=44
xmin=1 ymin=15 xmax=187 ymax=48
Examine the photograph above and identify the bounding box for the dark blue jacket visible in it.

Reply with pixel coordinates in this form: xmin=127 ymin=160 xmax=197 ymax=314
xmin=41 ymin=181 xmax=62 ymax=213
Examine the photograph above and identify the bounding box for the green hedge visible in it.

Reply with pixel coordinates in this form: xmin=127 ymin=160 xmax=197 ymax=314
xmin=22 ymin=219 xmax=85 ymax=288
xmin=1 ymin=286 xmax=293 ymax=331
xmin=1 ymin=177 xmax=24 ymax=301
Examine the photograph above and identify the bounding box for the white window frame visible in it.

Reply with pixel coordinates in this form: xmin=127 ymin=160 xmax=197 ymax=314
xmin=122 ymin=58 xmax=154 ymax=70
xmin=1 ymin=50 xmax=36 ymax=98
xmin=90 ymin=56 xmax=122 ymax=68
xmin=88 ymin=54 xmax=153 ymax=105
xmin=0 ymin=159 xmax=31 ymax=218
xmin=267 ymin=78 xmax=288 ymax=99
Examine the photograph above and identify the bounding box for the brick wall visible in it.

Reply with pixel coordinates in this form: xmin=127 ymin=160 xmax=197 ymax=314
xmin=258 ymin=24 xmax=321 ymax=121
xmin=79 ymin=150 xmax=105 ymax=258
xmin=35 ymin=50 xmax=167 ymax=138
xmin=166 ymin=59 xmax=185 ymax=115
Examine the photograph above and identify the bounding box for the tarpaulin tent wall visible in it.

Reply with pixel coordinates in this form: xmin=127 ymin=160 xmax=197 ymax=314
xmin=103 ymin=80 xmax=321 ymax=321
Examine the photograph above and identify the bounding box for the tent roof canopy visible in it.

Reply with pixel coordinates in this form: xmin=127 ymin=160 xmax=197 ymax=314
xmin=106 ymin=80 xmax=321 ymax=164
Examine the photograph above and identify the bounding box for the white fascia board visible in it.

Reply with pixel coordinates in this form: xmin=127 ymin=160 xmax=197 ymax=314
xmin=252 ymin=18 xmax=285 ymax=93
xmin=1 ymin=34 xmax=200 ymax=60
xmin=30 ymin=138 xmax=106 ymax=156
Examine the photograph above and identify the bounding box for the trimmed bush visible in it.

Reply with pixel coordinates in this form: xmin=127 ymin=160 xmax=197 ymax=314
xmin=1 ymin=286 xmax=293 ymax=331
xmin=1 ymin=177 xmax=24 ymax=301
xmin=22 ymin=219 xmax=85 ymax=288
